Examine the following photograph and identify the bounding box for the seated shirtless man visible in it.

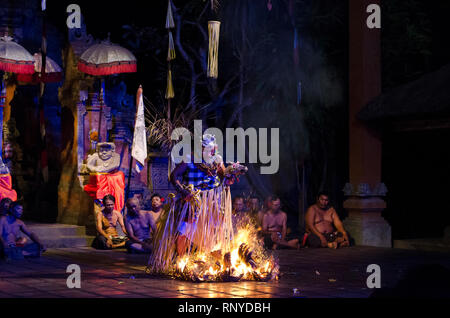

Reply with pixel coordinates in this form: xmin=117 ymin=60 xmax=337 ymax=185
xmin=0 ymin=198 xmax=12 ymax=217
xmin=149 ymin=193 xmax=163 ymax=226
xmin=262 ymin=196 xmax=300 ymax=250
xmin=0 ymin=202 xmax=46 ymax=259
xmin=92 ymin=194 xmax=128 ymax=250
xmin=305 ymin=192 xmax=350 ymax=248
xmin=247 ymin=195 xmax=265 ymax=230
xmin=125 ymin=197 xmax=155 ymax=254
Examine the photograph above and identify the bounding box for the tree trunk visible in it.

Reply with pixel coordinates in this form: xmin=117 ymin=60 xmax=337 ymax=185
xmin=57 ymin=45 xmax=94 ymax=232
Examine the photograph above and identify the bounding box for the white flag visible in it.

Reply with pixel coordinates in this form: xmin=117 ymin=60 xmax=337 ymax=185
xmin=131 ymin=89 xmax=147 ymax=173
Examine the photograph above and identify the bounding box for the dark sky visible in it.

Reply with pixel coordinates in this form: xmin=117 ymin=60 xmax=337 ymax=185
xmin=46 ymin=0 xmax=176 ymax=41
xmin=44 ymin=1 xmax=450 ymax=67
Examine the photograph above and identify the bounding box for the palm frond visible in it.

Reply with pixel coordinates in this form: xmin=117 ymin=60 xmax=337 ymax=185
xmin=144 ymin=97 xmax=206 ymax=153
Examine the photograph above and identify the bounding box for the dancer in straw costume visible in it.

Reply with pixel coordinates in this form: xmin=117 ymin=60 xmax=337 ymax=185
xmin=148 ymin=134 xmax=247 ymax=276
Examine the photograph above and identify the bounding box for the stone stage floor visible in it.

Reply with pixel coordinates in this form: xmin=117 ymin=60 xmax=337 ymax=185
xmin=0 ymin=246 xmax=449 ymax=298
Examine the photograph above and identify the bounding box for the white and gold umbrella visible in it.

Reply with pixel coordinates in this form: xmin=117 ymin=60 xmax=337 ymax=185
xmin=77 ymin=41 xmax=137 ymax=76
xmin=77 ymin=40 xmax=137 ymax=142
xmin=0 ymin=36 xmax=34 ymax=74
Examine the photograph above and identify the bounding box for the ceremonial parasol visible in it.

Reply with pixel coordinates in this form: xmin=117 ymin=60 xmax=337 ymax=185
xmin=0 ymin=36 xmax=35 ymax=154
xmin=77 ymin=39 xmax=137 ymax=142
xmin=0 ymin=36 xmax=34 ymax=74
xmin=77 ymin=40 xmax=137 ymax=76
xmin=17 ymin=53 xmax=63 ymax=83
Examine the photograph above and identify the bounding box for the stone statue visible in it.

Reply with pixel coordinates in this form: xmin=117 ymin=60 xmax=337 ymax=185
xmin=85 ymin=142 xmax=120 ymax=173
xmin=83 ymin=142 xmax=125 ymax=212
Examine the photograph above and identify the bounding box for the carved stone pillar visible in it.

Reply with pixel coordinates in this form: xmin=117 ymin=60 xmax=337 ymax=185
xmin=345 ymin=0 xmax=391 ymax=247
xmin=343 ymin=183 xmax=390 ymax=247
xmin=148 ymin=152 xmax=175 ymax=201
xmin=110 ymin=111 xmax=133 ymax=171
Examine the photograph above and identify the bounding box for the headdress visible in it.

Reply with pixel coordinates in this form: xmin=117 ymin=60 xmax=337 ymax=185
xmin=201 ymin=134 xmax=217 ymax=148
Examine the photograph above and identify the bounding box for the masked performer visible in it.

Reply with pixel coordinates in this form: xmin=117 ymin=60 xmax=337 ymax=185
xmin=148 ymin=134 xmax=247 ymax=275
xmin=83 ymin=142 xmax=125 ymax=212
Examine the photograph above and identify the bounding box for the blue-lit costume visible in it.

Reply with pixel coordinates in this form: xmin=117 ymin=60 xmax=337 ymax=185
xmin=182 ymin=161 xmax=221 ymax=190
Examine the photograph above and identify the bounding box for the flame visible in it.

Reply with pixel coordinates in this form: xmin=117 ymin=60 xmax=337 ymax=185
xmin=172 ymin=216 xmax=279 ymax=282
xmin=177 ymin=256 xmax=188 ymax=272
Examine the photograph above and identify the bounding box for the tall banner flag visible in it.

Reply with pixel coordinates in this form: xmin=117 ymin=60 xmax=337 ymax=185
xmin=131 ymin=86 xmax=147 ymax=173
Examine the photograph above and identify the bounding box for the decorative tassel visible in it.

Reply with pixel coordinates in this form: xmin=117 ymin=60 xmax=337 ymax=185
xmin=207 ymin=21 xmax=221 ymax=79
xmin=166 ymin=0 xmax=175 ymax=29
xmin=165 ymin=68 xmax=174 ymax=99
xmin=167 ymin=31 xmax=176 ymax=61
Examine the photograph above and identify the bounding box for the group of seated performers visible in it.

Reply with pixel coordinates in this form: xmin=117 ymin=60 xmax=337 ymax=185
xmin=91 ymin=193 xmax=164 ymax=254
xmin=89 ymin=190 xmax=350 ymax=256
xmin=89 ymin=136 xmax=351 ymax=257
xmin=1 ymin=136 xmax=351 ymax=263
xmin=231 ymin=192 xmax=351 ymax=250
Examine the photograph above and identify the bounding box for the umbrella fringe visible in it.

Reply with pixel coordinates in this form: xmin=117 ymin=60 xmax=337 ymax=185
xmin=77 ymin=61 xmax=136 ymax=76
xmin=17 ymin=72 xmax=62 ymax=84
xmin=0 ymin=60 xmax=34 ymax=74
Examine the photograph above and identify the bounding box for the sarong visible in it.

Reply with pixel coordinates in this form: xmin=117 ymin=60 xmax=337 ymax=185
xmin=83 ymin=171 xmax=125 ymax=211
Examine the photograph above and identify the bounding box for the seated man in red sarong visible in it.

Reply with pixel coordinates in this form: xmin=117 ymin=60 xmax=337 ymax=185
xmin=0 ymin=157 xmax=17 ymax=202
xmin=83 ymin=142 xmax=125 ymax=212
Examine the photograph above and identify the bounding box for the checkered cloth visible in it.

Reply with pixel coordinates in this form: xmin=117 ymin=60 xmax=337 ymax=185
xmin=183 ymin=162 xmax=221 ymax=190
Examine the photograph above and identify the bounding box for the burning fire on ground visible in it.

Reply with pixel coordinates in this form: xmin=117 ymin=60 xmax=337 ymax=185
xmin=171 ymin=216 xmax=279 ymax=282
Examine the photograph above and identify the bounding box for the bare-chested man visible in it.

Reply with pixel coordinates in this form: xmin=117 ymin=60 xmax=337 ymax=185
xmin=92 ymin=194 xmax=128 ymax=250
xmin=232 ymin=196 xmax=246 ymax=215
xmin=262 ymin=196 xmax=299 ymax=250
xmin=247 ymin=195 xmax=265 ymax=229
xmin=125 ymin=197 xmax=156 ymax=254
xmin=0 ymin=202 xmax=46 ymax=259
xmin=231 ymin=196 xmax=246 ymax=229
xmin=305 ymin=192 xmax=350 ymax=248
xmin=149 ymin=193 xmax=163 ymax=225
xmin=0 ymin=198 xmax=12 ymax=217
